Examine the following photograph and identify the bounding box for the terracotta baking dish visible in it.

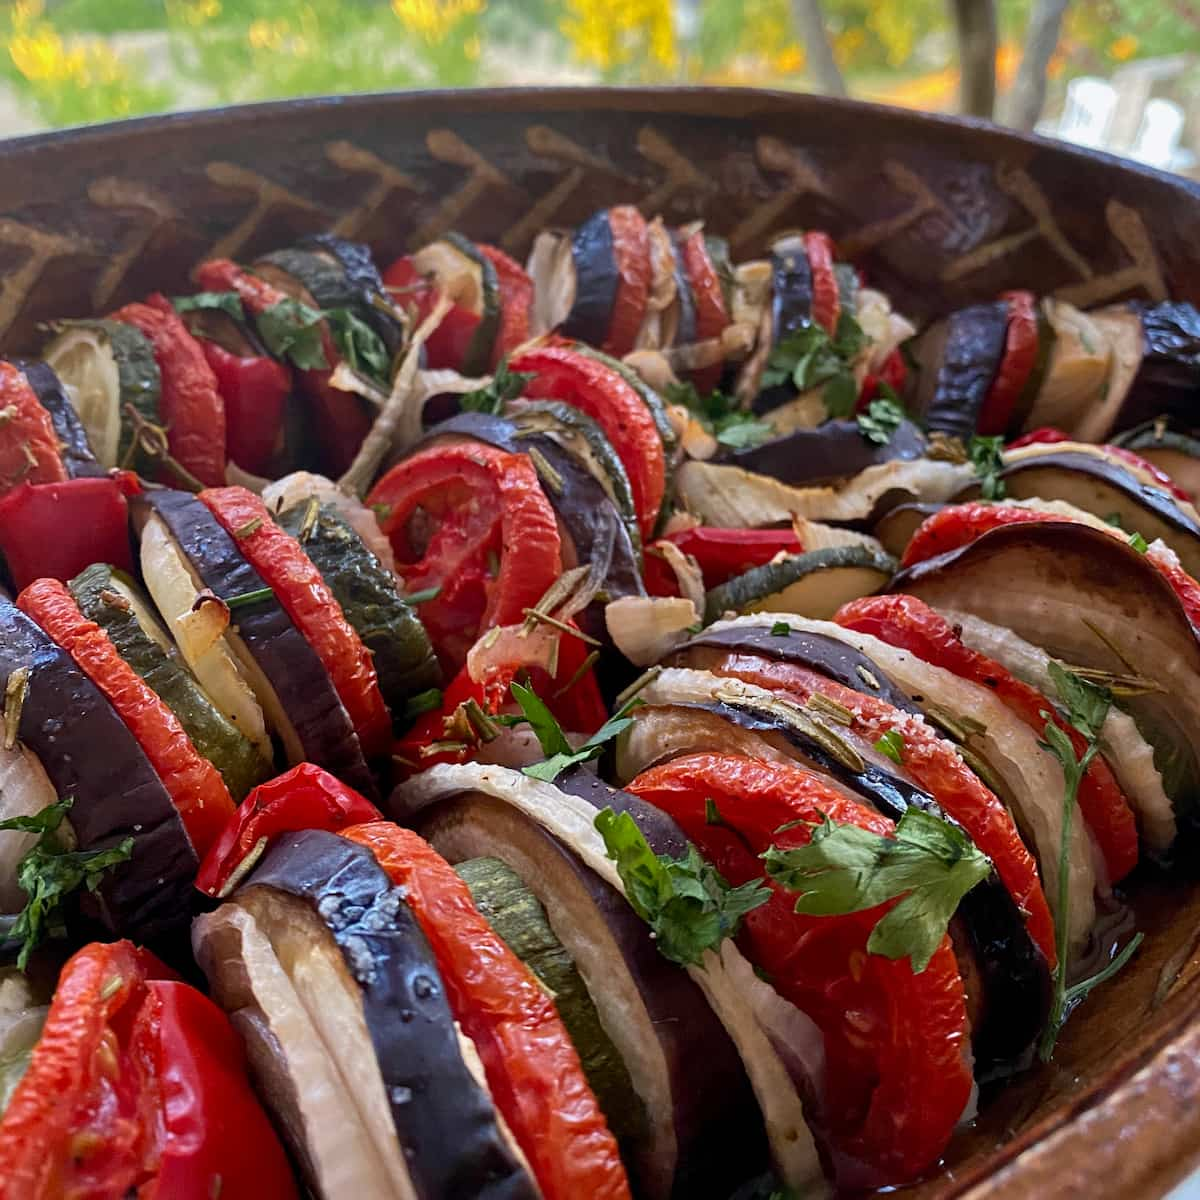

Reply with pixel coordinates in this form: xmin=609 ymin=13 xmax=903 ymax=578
xmin=3 ymin=86 xmax=1199 ymax=1198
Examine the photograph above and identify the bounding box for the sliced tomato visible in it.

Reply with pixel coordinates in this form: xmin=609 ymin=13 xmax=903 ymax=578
xmin=857 ymin=347 xmax=908 ymax=410
xmin=605 ymin=205 xmax=651 ymax=356
xmin=697 ymin=648 xmax=1058 ymax=960
xmin=804 ymin=231 xmax=840 ymax=335
xmin=673 ymin=526 xmax=803 ymax=588
xmin=1007 ymin=426 xmax=1072 ymax=447
xmin=199 ymin=340 xmax=290 ymax=476
xmin=342 ymin=822 xmax=630 ymax=1200
xmin=0 ymin=362 xmax=66 ymax=495
xmin=367 ymin=442 xmax=561 ymax=671
xmin=478 ymin=244 xmax=533 ymax=365
xmin=17 ymin=577 xmax=235 ymax=856
xmin=627 ymin=753 xmax=972 ymax=1188
xmin=1104 ymin=444 xmax=1193 ymax=503
xmin=977 ymin=290 xmax=1038 ymax=437
xmin=835 ymin=593 xmax=1139 ymax=882
xmin=679 ymin=229 xmax=730 ymax=393
xmin=381 ymin=255 xmax=482 ymax=371
xmin=200 ymin=486 xmax=392 ymax=757
xmin=509 ymin=345 xmax=665 ymax=542
xmin=111 ymin=297 xmax=227 ymax=488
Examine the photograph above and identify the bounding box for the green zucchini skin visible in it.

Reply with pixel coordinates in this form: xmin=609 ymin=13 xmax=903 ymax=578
xmin=68 ymin=562 xmax=268 ymax=801
xmin=455 ymin=855 xmax=648 ymax=1148
xmin=276 ymin=502 xmax=441 ymax=729
xmin=443 ymin=232 xmax=501 ymax=375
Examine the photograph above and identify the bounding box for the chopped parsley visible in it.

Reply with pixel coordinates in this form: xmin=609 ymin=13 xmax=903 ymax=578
xmin=255 ymin=298 xmax=329 ymax=371
xmin=857 ymin=397 xmax=906 ymax=445
xmin=325 ymin=307 xmax=391 ymax=384
xmin=1128 ymin=531 xmax=1149 ymax=554
xmin=968 ymin=435 xmax=1007 ymax=500
xmin=460 ymin=360 xmax=534 ymax=415
xmin=873 ymin=729 xmax=906 ymax=764
xmin=760 ymin=313 xmax=867 ymax=418
xmin=664 ymin=380 xmax=773 ymax=450
xmin=171 ymin=291 xmax=245 ymax=322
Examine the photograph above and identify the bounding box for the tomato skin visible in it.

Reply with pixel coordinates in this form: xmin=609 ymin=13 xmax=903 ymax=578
xmin=605 ymin=205 xmax=651 ymax=357
xmin=113 ymin=297 xmax=227 ymax=488
xmin=627 ymin=753 xmax=972 ymax=1188
xmin=342 ymin=822 xmax=631 ymax=1200
xmin=200 ymin=486 xmax=392 ymax=757
xmin=675 ymin=526 xmax=804 ymax=589
xmin=857 ymin=347 xmax=908 ymax=410
xmin=509 ymin=345 xmax=665 ymax=542
xmin=478 ymin=243 xmax=533 ymax=365
xmin=1104 ymin=444 xmax=1193 ymax=502
xmin=804 ymin=231 xmax=840 ymax=335
xmin=1007 ymin=425 xmax=1071 ymax=447
xmin=0 ymin=475 xmax=133 ymax=590
xmin=17 ymin=577 xmax=235 ymax=856
xmin=0 ymin=361 xmax=66 ymax=494
xmin=199 ymin=341 xmax=290 ymax=476
xmin=977 ymin=290 xmax=1038 ymax=437
xmin=679 ymin=230 xmax=730 ymax=393
xmin=381 ymin=256 xmax=482 ymax=371
xmin=367 ymin=442 xmax=562 ymax=672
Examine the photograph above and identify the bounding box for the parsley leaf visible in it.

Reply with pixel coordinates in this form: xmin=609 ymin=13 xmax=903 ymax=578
xmin=255 ymin=298 xmax=329 ymax=371
xmin=760 ymin=313 xmax=867 ymax=415
xmin=968 ymin=435 xmax=1007 ymax=500
xmin=171 ymin=291 xmax=245 ymax=322
xmin=1128 ymin=531 xmax=1149 ymax=554
xmin=770 ymin=621 xmax=791 ymax=636
xmin=0 ymin=797 xmax=133 ymax=970
xmin=763 ymin=808 xmax=991 ymax=972
xmin=324 ymin=307 xmax=390 ymax=383
xmin=857 ymin=397 xmax=906 ymax=445
xmin=595 ymin=807 xmax=770 ymax=966
xmin=874 ymin=729 xmax=905 ymax=763
xmin=664 ymin=380 xmax=772 ymax=450
xmin=461 ymin=360 xmax=534 ymax=415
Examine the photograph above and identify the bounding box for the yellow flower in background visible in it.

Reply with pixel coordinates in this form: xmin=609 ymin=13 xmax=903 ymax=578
xmin=247 ymin=18 xmax=288 ymax=50
xmin=1108 ymin=34 xmax=1138 ymax=62
xmin=561 ymin=0 xmax=676 ymax=74
xmin=772 ymin=44 xmax=805 ymax=75
xmin=392 ymin=0 xmax=485 ymax=45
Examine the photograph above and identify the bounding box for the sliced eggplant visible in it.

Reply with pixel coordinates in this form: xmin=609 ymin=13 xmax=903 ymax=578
xmin=914 ymin=302 xmax=1008 ymax=440
xmin=954 ymin=449 xmax=1200 ymax=578
xmin=557 ymin=209 xmax=618 ymax=348
xmin=136 ymin=490 xmax=378 ymax=799
xmin=728 ymin=418 xmax=926 ymax=487
xmin=770 ymin=235 xmax=813 ymax=342
xmin=69 ymin=563 xmax=267 ymax=801
xmin=703 ymin=546 xmax=897 ymax=624
xmin=1112 ymin=419 xmax=1200 ymax=499
xmin=0 ymin=593 xmax=198 ymax=939
xmin=1022 ymin=299 xmax=1112 ymax=434
xmin=13 ymin=360 xmax=103 ymax=478
xmin=276 ymin=502 xmax=442 ymax=729
xmin=873 ymin=501 xmax=945 ymax=559
xmin=0 ymin=745 xmax=57 ymax=914
xmin=893 ymin=520 xmax=1200 ymax=840
xmin=391 ymin=762 xmax=827 ymax=1196
xmin=669 ymin=229 xmax=699 ymax=348
xmin=41 ymin=319 xmax=161 ymax=471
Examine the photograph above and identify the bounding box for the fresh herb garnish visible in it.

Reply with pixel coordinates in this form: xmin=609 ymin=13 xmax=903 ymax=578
xmin=1103 ymin=511 xmax=1126 ymax=529
xmin=704 ymin=797 xmax=724 ymax=826
xmin=763 ymin=808 xmax=991 ymax=972
xmin=402 ymin=687 xmax=443 ymax=722
xmin=0 ymin=798 xmax=133 ymax=970
xmin=223 ymin=586 xmax=274 ymax=610
xmin=594 ymin=806 xmax=770 ymax=966
xmin=325 ymin=307 xmax=391 ymax=384
xmin=460 ymin=360 xmax=534 ymax=415
xmin=255 ymin=298 xmax=329 ymax=371
xmin=770 ymin=621 xmax=792 ymax=637
xmin=400 ymin=585 xmax=441 ymax=605
xmin=857 ymin=397 xmax=906 ymax=446
xmin=1037 ymin=662 xmax=1142 ymax=1058
xmin=874 ymin=729 xmax=905 ymax=764
xmin=664 ymin=380 xmax=773 ymax=450
xmin=172 ymin=291 xmax=246 ymax=322
xmin=760 ymin=313 xmax=867 ymax=418
xmin=968 ymin=435 xmax=1007 ymax=500
xmin=1128 ymin=531 xmax=1149 ymax=554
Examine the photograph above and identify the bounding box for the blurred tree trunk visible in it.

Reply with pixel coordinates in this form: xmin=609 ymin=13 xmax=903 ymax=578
xmin=790 ymin=0 xmax=848 ymax=97
xmin=1008 ymin=0 xmax=1071 ymax=129
xmin=952 ymin=0 xmax=997 ymax=118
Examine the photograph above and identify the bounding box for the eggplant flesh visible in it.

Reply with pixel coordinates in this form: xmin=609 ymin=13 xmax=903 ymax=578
xmin=0 ymin=593 xmax=198 ymax=940
xmin=919 ymin=302 xmax=1008 ymax=440
xmin=1107 ymin=301 xmax=1200 ymax=435
xmin=561 ymin=209 xmax=618 ymax=347
xmin=15 ymin=360 xmax=104 ymax=478
xmin=233 ymin=830 xmax=538 ymax=1200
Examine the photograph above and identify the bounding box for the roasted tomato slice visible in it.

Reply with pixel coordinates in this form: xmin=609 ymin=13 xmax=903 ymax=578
xmin=367 ymin=441 xmax=562 ymax=672
xmin=478 ymin=244 xmax=534 ymax=366
xmin=976 ymin=290 xmax=1038 ymax=437
xmin=804 ymin=231 xmax=840 ymax=336
xmin=381 ymin=255 xmax=482 ymax=372
xmin=679 ymin=228 xmax=730 ymax=393
xmin=605 ymin=205 xmax=651 ymax=357
xmin=0 ymin=361 xmax=66 ymax=495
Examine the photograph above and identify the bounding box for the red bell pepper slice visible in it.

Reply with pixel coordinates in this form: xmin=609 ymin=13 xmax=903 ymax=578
xmin=478 ymin=244 xmax=533 ymax=366
xmin=342 ymin=822 xmax=631 ymax=1200
xmin=0 ymin=475 xmax=134 ymax=590
xmin=0 ymin=940 xmax=298 ymax=1200
xmin=804 ymin=230 xmax=840 ymax=335
xmin=366 ymin=442 xmax=562 ymax=672
xmin=835 ymin=593 xmax=1139 ymax=883
xmin=1007 ymin=426 xmax=1071 ymax=447
xmin=679 ymin=229 xmax=730 ymax=393
xmin=696 ymin=646 xmax=1058 ymax=961
xmin=196 ymin=761 xmax=382 ymax=897
xmin=110 ymin=296 xmax=227 ymax=488
xmin=627 ymin=753 xmax=972 ymax=1188
xmin=509 ymin=345 xmax=665 ymax=542
xmin=199 ymin=340 xmax=291 ymax=476
xmin=605 ymin=205 xmax=651 ymax=357
xmin=977 ymin=291 xmax=1039 ymax=436
xmin=857 ymin=347 xmax=908 ymax=410
xmin=664 ymin=526 xmax=804 ymax=593
xmin=0 ymin=362 xmax=66 ymax=495
xmin=380 ymin=255 xmax=482 ymax=372
xmin=17 ymin=578 xmax=236 ymax=857
xmin=200 ymin=486 xmax=392 ymax=757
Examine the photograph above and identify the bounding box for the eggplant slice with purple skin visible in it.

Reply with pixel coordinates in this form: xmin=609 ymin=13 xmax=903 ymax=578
xmin=1112 ymin=418 xmax=1200 ymax=501
xmin=391 ymin=761 xmax=829 ymax=1197
xmin=556 ymin=209 xmax=620 ymax=348
xmin=0 ymin=593 xmax=199 ymax=940
xmin=133 ymin=489 xmax=378 ymax=801
xmin=752 ymin=235 xmax=813 ymax=416
xmin=13 ymin=360 xmax=104 ymax=478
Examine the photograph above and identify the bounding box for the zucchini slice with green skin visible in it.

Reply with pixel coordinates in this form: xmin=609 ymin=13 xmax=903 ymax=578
xmin=257 ymin=248 xmax=350 ymax=312
xmin=1112 ymin=419 xmax=1200 ymax=500
xmin=704 ymin=545 xmax=897 ymax=623
xmin=69 ymin=562 xmax=268 ymax=801
xmin=455 ymin=855 xmax=648 ymax=1149
xmin=1006 ymin=303 xmax=1056 ymax=437
xmin=276 ymin=501 xmax=441 ymax=729
xmin=412 ymin=232 xmax=500 ymax=375
xmin=42 ymin=319 xmax=161 ymax=470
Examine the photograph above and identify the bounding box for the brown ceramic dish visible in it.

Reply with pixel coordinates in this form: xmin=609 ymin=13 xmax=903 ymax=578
xmin=4 ymin=86 xmax=1200 ymax=1198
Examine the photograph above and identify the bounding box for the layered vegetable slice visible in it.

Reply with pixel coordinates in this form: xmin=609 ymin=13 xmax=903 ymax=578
xmin=12 ymin=361 xmax=103 ymax=479
xmin=0 ymin=362 xmax=66 ymax=495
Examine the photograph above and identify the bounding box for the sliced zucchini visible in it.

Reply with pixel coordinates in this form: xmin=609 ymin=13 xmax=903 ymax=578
xmin=1112 ymin=419 xmax=1200 ymax=500
xmin=572 ymin=343 xmax=679 ymax=459
xmin=873 ymin=501 xmax=944 ymax=558
xmin=1023 ymin=299 xmax=1112 ymax=433
xmin=42 ymin=319 xmax=160 ymax=470
xmin=412 ymin=232 xmax=500 ymax=374
xmin=257 ymin=248 xmax=351 ymax=312
xmin=1007 ymin=302 xmax=1056 ymax=436
xmin=70 ymin=562 xmax=268 ymax=801
xmin=703 ymin=545 xmax=896 ymax=623
xmin=276 ymin=501 xmax=441 ymax=728
xmin=455 ymin=856 xmax=648 ymax=1148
